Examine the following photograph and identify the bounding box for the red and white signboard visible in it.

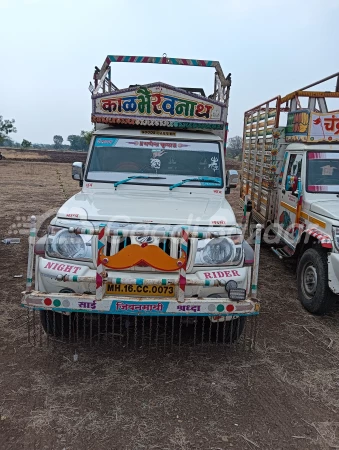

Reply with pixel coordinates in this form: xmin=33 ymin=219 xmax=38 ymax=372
xmin=309 ymin=113 xmax=339 ymax=142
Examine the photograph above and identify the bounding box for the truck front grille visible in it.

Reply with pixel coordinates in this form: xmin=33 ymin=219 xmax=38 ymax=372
xmin=105 ymin=235 xmax=193 ymax=272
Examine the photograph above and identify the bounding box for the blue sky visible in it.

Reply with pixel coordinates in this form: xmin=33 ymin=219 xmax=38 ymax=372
xmin=0 ymin=0 xmax=338 ymax=144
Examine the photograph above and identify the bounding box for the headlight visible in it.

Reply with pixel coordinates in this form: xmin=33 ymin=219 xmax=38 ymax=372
xmin=46 ymin=226 xmax=92 ymax=261
xmin=332 ymin=227 xmax=339 ymax=251
xmin=194 ymin=236 xmax=243 ymax=266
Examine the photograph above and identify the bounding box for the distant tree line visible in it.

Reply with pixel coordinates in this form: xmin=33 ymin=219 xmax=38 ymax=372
xmin=0 ymin=115 xmax=244 ymax=158
xmin=0 ymin=115 xmax=93 ymax=151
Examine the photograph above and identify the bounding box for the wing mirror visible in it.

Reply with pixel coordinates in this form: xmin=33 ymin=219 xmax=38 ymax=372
xmin=228 ymin=169 xmax=238 ymax=188
xmin=226 ymin=169 xmax=238 ymax=192
xmin=72 ymin=162 xmax=84 ymax=187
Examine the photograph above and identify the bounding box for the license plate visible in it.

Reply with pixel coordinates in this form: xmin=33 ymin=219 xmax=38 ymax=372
xmin=106 ymin=283 xmax=175 ymax=297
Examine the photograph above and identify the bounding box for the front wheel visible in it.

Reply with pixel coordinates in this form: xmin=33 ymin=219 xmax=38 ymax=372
xmin=297 ymin=248 xmax=335 ymax=314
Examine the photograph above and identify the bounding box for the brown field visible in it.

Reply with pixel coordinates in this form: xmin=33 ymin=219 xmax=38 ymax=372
xmin=1 ymin=158 xmax=339 ymax=450
xmin=0 ymin=148 xmax=87 ymax=164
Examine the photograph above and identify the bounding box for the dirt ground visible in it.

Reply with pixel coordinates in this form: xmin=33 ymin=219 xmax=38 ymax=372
xmin=1 ymin=160 xmax=339 ymax=450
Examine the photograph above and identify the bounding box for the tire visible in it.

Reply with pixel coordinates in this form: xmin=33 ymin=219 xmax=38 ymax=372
xmin=40 ymin=310 xmax=74 ymax=337
xmin=297 ymin=247 xmax=335 ymax=314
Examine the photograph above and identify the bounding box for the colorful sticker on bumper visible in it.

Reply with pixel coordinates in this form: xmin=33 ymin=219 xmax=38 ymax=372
xmin=22 ymin=296 xmax=257 ymax=316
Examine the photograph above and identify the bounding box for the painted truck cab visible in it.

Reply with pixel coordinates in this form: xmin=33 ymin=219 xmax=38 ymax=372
xmin=241 ymin=72 xmax=339 ymax=314
xmin=22 ymin=55 xmax=261 ymax=345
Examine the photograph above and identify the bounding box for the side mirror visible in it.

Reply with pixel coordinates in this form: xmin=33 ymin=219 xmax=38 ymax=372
xmin=72 ymin=162 xmax=84 ymax=186
xmin=227 ymin=169 xmax=238 ymax=189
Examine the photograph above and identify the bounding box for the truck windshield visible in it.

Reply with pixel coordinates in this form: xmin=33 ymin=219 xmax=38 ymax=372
xmin=307 ymin=151 xmax=339 ymax=193
xmin=86 ymin=136 xmax=223 ymax=187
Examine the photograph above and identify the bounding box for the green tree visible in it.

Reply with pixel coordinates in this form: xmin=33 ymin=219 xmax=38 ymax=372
xmin=21 ymin=139 xmax=32 ymax=148
xmin=81 ymin=130 xmax=93 ymax=147
xmin=53 ymin=135 xmax=63 ymax=149
xmin=67 ymin=134 xmax=88 ymax=151
xmin=0 ymin=116 xmax=17 ymax=145
xmin=227 ymin=136 xmax=243 ymax=160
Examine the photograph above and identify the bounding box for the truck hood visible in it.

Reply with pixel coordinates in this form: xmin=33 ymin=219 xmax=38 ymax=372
xmin=310 ymin=200 xmax=339 ymax=220
xmin=57 ymin=191 xmax=237 ymax=226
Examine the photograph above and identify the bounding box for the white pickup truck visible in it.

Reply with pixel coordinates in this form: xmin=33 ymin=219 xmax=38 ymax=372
xmin=22 ymin=55 xmax=260 ymax=345
xmin=241 ymin=71 xmax=339 ymax=315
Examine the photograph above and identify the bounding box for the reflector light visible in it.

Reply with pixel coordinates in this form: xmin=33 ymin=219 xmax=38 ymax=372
xmin=44 ymin=298 xmax=52 ymax=306
xmin=226 ymin=304 xmax=235 ymax=312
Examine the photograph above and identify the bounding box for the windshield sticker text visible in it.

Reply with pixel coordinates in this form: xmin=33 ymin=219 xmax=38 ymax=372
xmin=127 ymin=140 xmax=189 ymax=149
xmin=95 ymin=137 xmax=118 ymax=147
xmin=208 ymin=156 xmax=219 ymax=172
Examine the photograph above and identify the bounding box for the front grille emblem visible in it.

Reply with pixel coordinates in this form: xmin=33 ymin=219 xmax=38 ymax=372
xmin=136 ymin=236 xmax=154 ymax=244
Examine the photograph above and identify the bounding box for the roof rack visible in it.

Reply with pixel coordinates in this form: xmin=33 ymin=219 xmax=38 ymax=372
xmin=91 ymin=55 xmax=231 ymax=133
xmin=92 ymin=54 xmax=231 ymax=102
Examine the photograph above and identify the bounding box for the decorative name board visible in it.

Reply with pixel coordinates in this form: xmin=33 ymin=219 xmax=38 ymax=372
xmin=285 ymin=110 xmax=339 ymax=143
xmin=92 ymin=83 xmax=225 ymax=129
xmin=309 ymin=112 xmax=339 ymax=142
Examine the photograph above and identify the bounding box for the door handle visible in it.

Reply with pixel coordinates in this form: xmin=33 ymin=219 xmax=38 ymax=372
xmin=282 ymin=189 xmax=286 ymax=194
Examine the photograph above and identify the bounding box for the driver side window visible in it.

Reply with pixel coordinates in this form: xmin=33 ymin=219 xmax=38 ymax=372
xmin=285 ymin=153 xmax=303 ymax=193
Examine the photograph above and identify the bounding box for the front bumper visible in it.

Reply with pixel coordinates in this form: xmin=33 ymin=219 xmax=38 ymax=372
xmin=23 ymin=256 xmax=259 ymax=317
xmin=22 ymin=291 xmax=259 ymax=317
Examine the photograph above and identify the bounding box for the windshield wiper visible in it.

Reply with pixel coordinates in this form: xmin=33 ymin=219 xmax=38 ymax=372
xmin=169 ymin=177 xmax=222 ymax=191
xmin=114 ymin=175 xmax=166 ymax=188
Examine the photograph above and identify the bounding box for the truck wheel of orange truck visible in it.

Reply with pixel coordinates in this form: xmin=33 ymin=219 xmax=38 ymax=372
xmin=297 ymin=248 xmax=335 ymax=314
